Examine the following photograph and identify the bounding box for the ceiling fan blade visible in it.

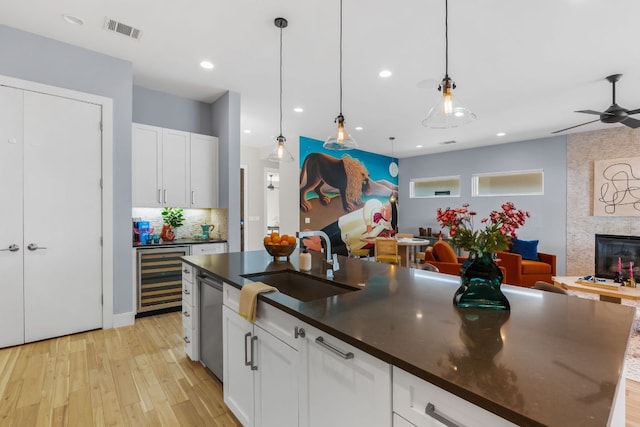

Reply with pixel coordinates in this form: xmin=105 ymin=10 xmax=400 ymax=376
xmin=626 ymin=108 xmax=640 ymax=115
xmin=576 ymin=109 xmax=610 ymax=116
xmin=622 ymin=117 xmax=640 ymax=129
xmin=551 ymin=119 xmax=601 ymax=134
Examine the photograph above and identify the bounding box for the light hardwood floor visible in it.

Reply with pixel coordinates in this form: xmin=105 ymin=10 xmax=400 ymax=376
xmin=0 ymin=312 xmax=240 ymax=427
xmin=2 ymin=311 xmax=640 ymax=426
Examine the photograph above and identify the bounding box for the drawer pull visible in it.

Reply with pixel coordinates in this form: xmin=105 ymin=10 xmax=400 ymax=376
xmin=294 ymin=326 xmax=305 ymax=339
xmin=183 ymin=336 xmax=191 ymax=344
xmin=183 ymin=289 xmax=191 ymax=295
xmin=425 ymin=403 xmax=460 ymax=427
xmin=183 ymin=268 xmax=190 ymax=274
xmin=315 ymin=336 xmax=354 ymax=360
xmin=183 ymin=311 xmax=190 ymax=317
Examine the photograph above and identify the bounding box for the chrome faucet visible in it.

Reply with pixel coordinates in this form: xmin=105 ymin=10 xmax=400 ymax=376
xmin=296 ymin=230 xmax=338 ymax=274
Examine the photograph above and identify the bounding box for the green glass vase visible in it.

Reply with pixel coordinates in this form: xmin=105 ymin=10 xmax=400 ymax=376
xmin=455 ymin=252 xmax=510 ymax=310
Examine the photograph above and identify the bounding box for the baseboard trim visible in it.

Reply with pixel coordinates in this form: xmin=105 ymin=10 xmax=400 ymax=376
xmin=112 ymin=312 xmax=136 ymax=328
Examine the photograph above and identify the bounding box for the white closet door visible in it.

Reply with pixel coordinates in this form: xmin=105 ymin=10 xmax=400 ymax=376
xmin=0 ymin=86 xmax=25 ymax=348
xmin=23 ymin=91 xmax=103 ymax=342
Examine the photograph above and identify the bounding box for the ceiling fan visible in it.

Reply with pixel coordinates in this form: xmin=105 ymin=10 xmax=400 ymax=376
xmin=552 ymin=74 xmax=640 ymax=134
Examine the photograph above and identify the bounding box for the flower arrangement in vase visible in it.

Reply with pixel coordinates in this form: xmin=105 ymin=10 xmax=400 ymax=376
xmin=160 ymin=207 xmax=184 ymax=241
xmin=436 ymin=202 xmax=529 ymax=310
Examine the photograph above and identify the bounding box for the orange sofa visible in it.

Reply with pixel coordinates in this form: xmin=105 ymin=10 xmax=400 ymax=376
xmin=423 ymin=241 xmax=507 ymax=279
xmin=495 ymin=249 xmax=556 ymax=287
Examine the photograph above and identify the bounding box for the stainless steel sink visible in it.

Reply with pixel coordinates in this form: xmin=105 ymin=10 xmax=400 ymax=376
xmin=241 ymin=270 xmax=360 ymax=302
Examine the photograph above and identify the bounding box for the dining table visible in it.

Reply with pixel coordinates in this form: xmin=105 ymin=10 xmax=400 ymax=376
xmin=360 ymin=236 xmax=432 ymax=267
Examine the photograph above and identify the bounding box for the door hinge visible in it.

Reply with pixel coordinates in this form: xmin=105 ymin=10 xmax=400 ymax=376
xmin=99 ymin=178 xmax=103 ymax=189
xmin=100 ymin=236 xmax=103 ymax=246
xmin=99 ymin=121 xmax=103 ymax=131
xmin=101 ymin=294 xmax=103 ymax=305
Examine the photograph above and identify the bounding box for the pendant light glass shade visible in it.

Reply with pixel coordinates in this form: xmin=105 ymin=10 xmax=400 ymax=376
xmin=268 ymin=17 xmax=294 ymax=162
xmin=323 ymin=0 xmax=357 ymax=150
xmin=267 ymin=135 xmax=294 ymax=162
xmin=423 ymin=0 xmax=475 ymax=129
xmin=324 ymin=114 xmax=357 ymax=150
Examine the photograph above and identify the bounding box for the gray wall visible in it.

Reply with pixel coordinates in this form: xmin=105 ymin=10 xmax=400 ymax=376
xmin=0 ymin=25 xmax=134 ymax=314
xmin=212 ymin=91 xmax=242 ymax=252
xmin=399 ymin=136 xmax=567 ymax=275
xmin=133 ymin=86 xmax=212 ymax=135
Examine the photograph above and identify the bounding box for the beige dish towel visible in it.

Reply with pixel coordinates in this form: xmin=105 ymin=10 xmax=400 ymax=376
xmin=239 ymin=282 xmax=278 ymax=323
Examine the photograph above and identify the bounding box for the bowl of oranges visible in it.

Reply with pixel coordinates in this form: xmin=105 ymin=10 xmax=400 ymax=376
xmin=263 ymin=232 xmax=297 ymax=260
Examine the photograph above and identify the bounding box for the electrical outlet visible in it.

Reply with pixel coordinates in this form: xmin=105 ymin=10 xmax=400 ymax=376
xmin=305 ymin=217 xmax=310 ymax=224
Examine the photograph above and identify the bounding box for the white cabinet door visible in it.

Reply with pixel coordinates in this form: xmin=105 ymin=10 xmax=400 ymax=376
xmin=23 ymin=91 xmax=103 ymax=342
xmin=132 ymin=123 xmax=162 ymax=206
xmin=190 ymin=133 xmax=218 ymax=208
xmin=0 ymin=86 xmax=25 ymax=348
xmin=223 ymin=306 xmax=254 ymax=427
xmin=254 ymin=324 xmax=299 ymax=427
xmin=300 ymin=324 xmax=392 ymax=427
xmin=161 ymin=128 xmax=190 ymax=207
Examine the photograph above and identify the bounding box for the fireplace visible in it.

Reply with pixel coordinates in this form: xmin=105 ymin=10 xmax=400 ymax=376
xmin=595 ymin=234 xmax=640 ymax=281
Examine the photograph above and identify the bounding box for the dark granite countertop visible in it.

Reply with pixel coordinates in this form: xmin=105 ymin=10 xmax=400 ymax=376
xmin=133 ymin=238 xmax=227 ymax=248
xmin=182 ymin=249 xmax=634 ymax=427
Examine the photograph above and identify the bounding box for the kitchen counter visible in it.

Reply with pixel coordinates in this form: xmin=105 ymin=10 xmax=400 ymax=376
xmin=182 ymin=249 xmax=634 ymax=426
xmin=133 ymin=238 xmax=227 ymax=248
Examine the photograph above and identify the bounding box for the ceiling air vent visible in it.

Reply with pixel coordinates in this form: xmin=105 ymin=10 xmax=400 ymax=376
xmin=104 ymin=17 xmax=142 ymax=40
xmin=440 ymin=140 xmax=456 ymax=145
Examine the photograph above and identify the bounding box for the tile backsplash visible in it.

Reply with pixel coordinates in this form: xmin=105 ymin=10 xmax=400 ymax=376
xmin=132 ymin=208 xmax=228 ymax=240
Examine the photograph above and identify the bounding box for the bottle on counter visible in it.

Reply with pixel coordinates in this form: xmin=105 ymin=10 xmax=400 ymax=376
xmin=299 ymin=246 xmax=312 ymax=271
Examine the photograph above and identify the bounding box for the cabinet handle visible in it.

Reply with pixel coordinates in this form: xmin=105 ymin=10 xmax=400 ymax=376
xmin=157 ymin=189 xmax=161 ymax=204
xmin=183 ymin=310 xmax=190 ymax=317
xmin=425 ymin=403 xmax=460 ymax=427
xmin=0 ymin=244 xmax=19 ymax=252
xmin=191 ymin=190 xmax=196 ymax=205
xmin=294 ymin=326 xmax=306 ymax=338
xmin=183 ymin=336 xmax=191 ymax=344
xmin=163 ymin=189 xmax=167 ymax=203
xmin=315 ymin=336 xmax=354 ymax=360
xmin=27 ymin=243 xmax=47 ymax=251
xmin=183 ymin=268 xmax=190 ymax=274
xmin=183 ymin=289 xmax=191 ymax=295
xmin=250 ymin=336 xmax=258 ymax=371
xmin=244 ymin=332 xmax=252 ymax=367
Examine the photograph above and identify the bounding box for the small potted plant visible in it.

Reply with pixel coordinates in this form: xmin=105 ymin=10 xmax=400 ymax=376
xmin=160 ymin=207 xmax=184 ymax=241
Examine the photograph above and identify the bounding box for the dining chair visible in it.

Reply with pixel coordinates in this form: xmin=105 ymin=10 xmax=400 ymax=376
xmin=344 ymin=233 xmax=371 ymax=260
xmin=396 ymin=233 xmax=413 ymax=239
xmin=375 ymin=238 xmax=401 ymax=264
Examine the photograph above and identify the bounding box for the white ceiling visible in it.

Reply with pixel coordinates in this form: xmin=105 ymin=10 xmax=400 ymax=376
xmin=3 ymin=0 xmax=640 ymax=158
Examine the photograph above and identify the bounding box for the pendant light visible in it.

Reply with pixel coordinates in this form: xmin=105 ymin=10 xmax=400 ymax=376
xmin=389 ymin=137 xmax=398 ymax=203
xmin=267 ymin=17 xmax=294 ymax=162
xmin=323 ymin=0 xmax=357 ymax=150
xmin=422 ymin=0 xmax=476 ymax=129
xmin=267 ymin=174 xmax=275 ymax=190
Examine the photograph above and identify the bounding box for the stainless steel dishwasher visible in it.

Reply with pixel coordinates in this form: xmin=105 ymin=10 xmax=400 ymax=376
xmin=198 ymin=273 xmax=223 ymax=381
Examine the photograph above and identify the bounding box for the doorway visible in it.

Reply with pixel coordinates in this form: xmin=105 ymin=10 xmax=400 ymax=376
xmin=265 ymin=168 xmax=280 ymax=236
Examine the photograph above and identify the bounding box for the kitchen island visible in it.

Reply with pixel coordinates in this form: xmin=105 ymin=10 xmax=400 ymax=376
xmin=182 ymin=249 xmax=634 ymax=427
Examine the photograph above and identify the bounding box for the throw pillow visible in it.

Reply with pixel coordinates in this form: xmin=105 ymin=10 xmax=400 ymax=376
xmin=511 ymin=239 xmax=539 ymax=261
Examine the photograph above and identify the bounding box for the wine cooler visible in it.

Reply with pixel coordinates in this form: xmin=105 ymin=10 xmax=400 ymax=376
xmin=137 ymin=246 xmax=190 ymax=313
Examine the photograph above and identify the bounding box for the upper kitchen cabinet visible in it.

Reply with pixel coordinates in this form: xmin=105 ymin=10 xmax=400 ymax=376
xmin=132 ymin=123 xmax=219 ymax=208
xmin=190 ymin=133 xmax=218 ymax=208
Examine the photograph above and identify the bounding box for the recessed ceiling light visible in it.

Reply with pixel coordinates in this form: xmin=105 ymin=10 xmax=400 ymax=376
xmin=496 ymin=132 xmax=506 ymax=137
xmin=354 ymin=126 xmax=363 ymax=131
xmin=62 ymin=14 xmax=84 ymax=25
xmin=293 ymin=107 xmax=304 ymax=113
xmin=416 ymin=144 xmax=423 ymax=148
xmin=379 ymin=70 xmax=392 ymax=78
xmin=200 ymin=60 xmax=214 ymax=70
xmin=243 ymin=130 xmax=251 ymax=134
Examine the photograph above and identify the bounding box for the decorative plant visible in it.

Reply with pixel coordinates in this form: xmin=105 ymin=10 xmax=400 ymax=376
xmin=436 ymin=202 xmax=529 ymax=256
xmin=161 ymin=207 xmax=185 ymax=228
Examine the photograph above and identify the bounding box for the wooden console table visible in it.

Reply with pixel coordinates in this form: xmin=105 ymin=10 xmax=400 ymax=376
xmin=553 ymin=276 xmax=640 ymax=304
